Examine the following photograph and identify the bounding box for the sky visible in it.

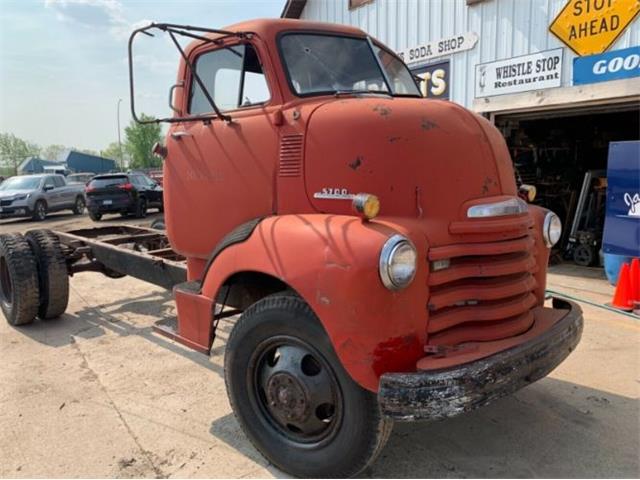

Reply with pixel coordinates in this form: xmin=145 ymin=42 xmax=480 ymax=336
xmin=0 ymin=0 xmax=284 ymax=153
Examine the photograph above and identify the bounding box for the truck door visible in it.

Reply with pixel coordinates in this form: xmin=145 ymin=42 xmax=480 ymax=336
xmin=53 ymin=175 xmax=73 ymax=207
xmin=42 ymin=176 xmax=60 ymax=209
xmin=164 ymin=41 xmax=278 ymax=258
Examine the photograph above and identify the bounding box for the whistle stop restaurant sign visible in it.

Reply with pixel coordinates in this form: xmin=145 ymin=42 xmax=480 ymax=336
xmin=549 ymin=0 xmax=640 ymax=56
xmin=475 ymin=49 xmax=563 ymax=98
xmin=411 ymin=61 xmax=450 ymax=99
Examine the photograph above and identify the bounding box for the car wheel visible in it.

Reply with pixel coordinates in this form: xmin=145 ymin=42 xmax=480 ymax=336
xmin=0 ymin=234 xmax=40 ymax=326
xmin=225 ymin=293 xmax=392 ymax=478
xmin=89 ymin=211 xmax=102 ymax=222
xmin=134 ymin=197 xmax=147 ymax=219
xmin=32 ymin=200 xmax=47 ymax=222
xmin=72 ymin=196 xmax=85 ymax=215
xmin=25 ymin=230 xmax=69 ymax=320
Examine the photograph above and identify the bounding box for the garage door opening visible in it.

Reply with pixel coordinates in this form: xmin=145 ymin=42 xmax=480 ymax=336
xmin=496 ymin=105 xmax=639 ymax=267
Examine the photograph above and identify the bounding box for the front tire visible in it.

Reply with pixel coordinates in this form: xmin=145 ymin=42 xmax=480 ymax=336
xmin=225 ymin=294 xmax=392 ymax=478
xmin=89 ymin=211 xmax=102 ymax=222
xmin=32 ymin=200 xmax=47 ymax=222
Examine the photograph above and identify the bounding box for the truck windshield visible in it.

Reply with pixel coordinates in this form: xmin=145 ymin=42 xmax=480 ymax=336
xmin=280 ymin=33 xmax=420 ymax=97
xmin=0 ymin=177 xmax=42 ymax=191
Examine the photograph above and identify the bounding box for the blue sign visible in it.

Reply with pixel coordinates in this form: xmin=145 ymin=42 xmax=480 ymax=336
xmin=603 ymin=141 xmax=640 ymax=258
xmin=573 ymin=46 xmax=640 ymax=85
xmin=411 ymin=60 xmax=450 ymax=99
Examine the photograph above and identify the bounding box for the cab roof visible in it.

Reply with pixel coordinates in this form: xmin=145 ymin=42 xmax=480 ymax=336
xmin=184 ymin=18 xmax=367 ymax=53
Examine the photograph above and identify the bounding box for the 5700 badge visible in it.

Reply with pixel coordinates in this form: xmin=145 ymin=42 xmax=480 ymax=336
xmin=313 ymin=188 xmax=355 ymax=200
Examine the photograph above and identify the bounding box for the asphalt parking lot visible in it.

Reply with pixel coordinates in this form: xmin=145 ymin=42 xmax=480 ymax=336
xmin=0 ymin=212 xmax=638 ymax=478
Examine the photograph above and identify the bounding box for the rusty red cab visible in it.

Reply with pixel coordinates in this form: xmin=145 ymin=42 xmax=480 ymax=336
xmin=0 ymin=19 xmax=582 ymax=478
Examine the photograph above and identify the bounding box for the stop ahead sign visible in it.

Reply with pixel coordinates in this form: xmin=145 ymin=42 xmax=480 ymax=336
xmin=549 ymin=0 xmax=640 ymax=56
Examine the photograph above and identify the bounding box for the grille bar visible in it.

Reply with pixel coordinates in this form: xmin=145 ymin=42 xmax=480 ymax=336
xmin=428 ymin=292 xmax=537 ymax=334
xmin=428 ymin=272 xmax=537 ymax=311
xmin=428 ymin=250 xmax=536 ymax=287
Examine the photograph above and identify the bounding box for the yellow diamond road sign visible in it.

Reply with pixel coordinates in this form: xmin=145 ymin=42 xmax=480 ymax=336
xmin=549 ymin=0 xmax=640 ymax=56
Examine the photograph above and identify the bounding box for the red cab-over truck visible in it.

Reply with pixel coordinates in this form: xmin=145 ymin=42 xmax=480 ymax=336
xmin=0 ymin=19 xmax=582 ymax=477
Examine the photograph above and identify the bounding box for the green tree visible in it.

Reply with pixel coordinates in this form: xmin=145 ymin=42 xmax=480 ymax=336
xmin=41 ymin=144 xmax=67 ymax=161
xmin=0 ymin=133 xmax=40 ymax=176
xmin=124 ymin=114 xmax=162 ymax=169
xmin=100 ymin=141 xmax=130 ymax=170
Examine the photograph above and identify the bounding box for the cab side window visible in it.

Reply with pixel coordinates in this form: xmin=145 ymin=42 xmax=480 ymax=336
xmin=189 ymin=44 xmax=269 ymax=115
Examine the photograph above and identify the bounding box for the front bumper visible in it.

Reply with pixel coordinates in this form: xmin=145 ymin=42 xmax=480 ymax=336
xmin=378 ymin=298 xmax=583 ymax=421
xmin=0 ymin=204 xmax=31 ymax=218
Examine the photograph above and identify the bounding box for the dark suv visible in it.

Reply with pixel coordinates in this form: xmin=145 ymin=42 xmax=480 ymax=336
xmin=85 ymin=173 xmax=163 ymax=221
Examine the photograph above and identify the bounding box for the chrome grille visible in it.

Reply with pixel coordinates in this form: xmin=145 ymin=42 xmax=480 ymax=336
xmin=427 ymin=227 xmax=538 ymax=346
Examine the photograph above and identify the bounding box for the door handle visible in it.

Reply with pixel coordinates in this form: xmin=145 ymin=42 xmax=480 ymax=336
xmin=171 ymin=131 xmax=191 ymax=139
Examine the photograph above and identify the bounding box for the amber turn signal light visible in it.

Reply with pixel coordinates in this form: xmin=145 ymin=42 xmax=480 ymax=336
xmin=352 ymin=193 xmax=380 ymax=220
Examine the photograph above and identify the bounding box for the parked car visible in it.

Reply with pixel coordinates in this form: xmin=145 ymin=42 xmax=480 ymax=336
xmin=67 ymin=172 xmax=95 ymax=185
xmin=85 ymin=173 xmax=163 ymax=221
xmin=0 ymin=174 xmax=86 ymax=221
xmin=148 ymin=169 xmax=164 ymax=187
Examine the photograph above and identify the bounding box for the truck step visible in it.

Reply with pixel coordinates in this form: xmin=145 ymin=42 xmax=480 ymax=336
xmin=152 ymin=317 xmax=210 ymax=355
xmin=152 ymin=317 xmax=179 ymax=338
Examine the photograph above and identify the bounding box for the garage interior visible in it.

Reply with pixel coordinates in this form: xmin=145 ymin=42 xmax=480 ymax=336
xmin=496 ymin=104 xmax=640 ymax=268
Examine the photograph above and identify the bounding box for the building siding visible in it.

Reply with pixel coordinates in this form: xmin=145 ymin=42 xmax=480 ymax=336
xmin=299 ymin=0 xmax=640 ymax=109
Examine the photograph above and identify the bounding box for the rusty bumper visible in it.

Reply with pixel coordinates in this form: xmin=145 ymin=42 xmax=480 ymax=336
xmin=378 ymin=298 xmax=583 ymax=421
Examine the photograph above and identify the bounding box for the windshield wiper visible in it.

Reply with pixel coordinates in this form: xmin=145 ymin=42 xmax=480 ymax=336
xmin=333 ymin=89 xmax=392 ymax=97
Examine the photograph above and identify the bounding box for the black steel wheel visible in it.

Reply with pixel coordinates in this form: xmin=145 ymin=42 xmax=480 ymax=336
xmin=32 ymin=200 xmax=47 ymax=222
xmin=0 ymin=234 xmax=39 ymax=325
xmin=225 ymin=293 xmax=392 ymax=478
xmin=253 ymin=336 xmax=343 ymax=444
xmin=25 ymin=229 xmax=69 ymax=320
xmin=72 ymin=196 xmax=85 ymax=215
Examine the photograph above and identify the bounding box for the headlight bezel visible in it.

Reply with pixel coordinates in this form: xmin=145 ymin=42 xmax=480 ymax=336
xmin=543 ymin=211 xmax=562 ymax=248
xmin=379 ymin=234 xmax=417 ymax=290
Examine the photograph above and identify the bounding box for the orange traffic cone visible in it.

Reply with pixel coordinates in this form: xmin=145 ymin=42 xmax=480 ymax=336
xmin=629 ymin=258 xmax=640 ymax=304
xmin=611 ymin=263 xmax=633 ymax=311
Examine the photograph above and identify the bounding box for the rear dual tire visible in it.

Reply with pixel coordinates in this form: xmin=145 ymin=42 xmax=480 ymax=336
xmin=25 ymin=230 xmax=69 ymax=320
xmin=0 ymin=230 xmax=69 ymax=326
xmin=0 ymin=234 xmax=40 ymax=325
xmin=225 ymin=294 xmax=392 ymax=478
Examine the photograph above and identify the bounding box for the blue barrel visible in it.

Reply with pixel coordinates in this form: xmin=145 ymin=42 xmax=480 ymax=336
xmin=604 ymin=253 xmax=632 ymax=285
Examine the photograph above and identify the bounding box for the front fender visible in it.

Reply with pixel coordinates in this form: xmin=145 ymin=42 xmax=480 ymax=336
xmin=201 ymin=214 xmax=429 ymax=392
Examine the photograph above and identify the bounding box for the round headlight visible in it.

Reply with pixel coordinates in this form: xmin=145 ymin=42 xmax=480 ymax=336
xmin=379 ymin=235 xmax=417 ymax=290
xmin=543 ymin=211 xmax=562 ymax=247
